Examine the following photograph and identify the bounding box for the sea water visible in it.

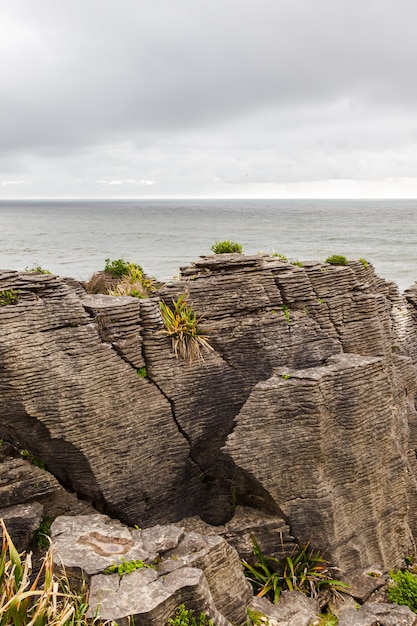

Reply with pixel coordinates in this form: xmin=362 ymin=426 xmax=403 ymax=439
xmin=1 ymin=198 xmax=417 ymax=292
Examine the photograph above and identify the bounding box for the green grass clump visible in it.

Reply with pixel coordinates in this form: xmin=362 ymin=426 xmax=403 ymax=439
xmin=388 ymin=569 xmax=417 ymax=612
xmin=0 ymin=289 xmax=19 ymax=306
xmin=104 ymin=258 xmax=142 ymax=279
xmin=243 ymin=536 xmax=348 ymax=604
xmin=359 ymin=258 xmax=369 ymax=269
xmin=25 ymin=264 xmax=52 ymax=274
xmin=211 ymin=240 xmax=243 ymax=254
xmin=104 ymin=557 xmax=156 ymax=577
xmin=106 ymin=260 xmax=157 ymax=298
xmin=159 ymin=294 xmax=213 ymax=363
xmin=137 ymin=367 xmax=148 ymax=378
xmin=168 ymin=604 xmax=214 ymax=626
xmin=325 ymin=255 xmax=348 ymax=266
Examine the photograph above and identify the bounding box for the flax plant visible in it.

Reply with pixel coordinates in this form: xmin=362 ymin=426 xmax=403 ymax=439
xmin=0 ymin=519 xmax=110 ymax=625
xmin=159 ymin=294 xmax=213 ymax=363
xmin=243 ymin=536 xmax=348 ymax=604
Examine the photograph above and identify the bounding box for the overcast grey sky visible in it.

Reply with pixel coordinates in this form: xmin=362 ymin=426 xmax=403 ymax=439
xmin=1 ymin=0 xmax=417 ymax=199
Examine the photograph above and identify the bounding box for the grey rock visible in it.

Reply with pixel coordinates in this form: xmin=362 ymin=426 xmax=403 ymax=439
xmin=0 ymin=502 xmax=43 ymax=550
xmin=338 ymin=602 xmax=417 ymax=626
xmin=52 ymin=513 xmax=251 ymax=625
xmin=250 ymin=593 xmax=320 ymax=626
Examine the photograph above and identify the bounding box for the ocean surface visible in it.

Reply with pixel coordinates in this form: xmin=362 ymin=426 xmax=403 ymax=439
xmin=1 ymin=198 xmax=417 ymax=292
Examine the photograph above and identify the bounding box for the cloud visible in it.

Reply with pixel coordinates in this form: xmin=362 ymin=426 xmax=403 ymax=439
xmin=1 ymin=0 xmax=417 ymax=197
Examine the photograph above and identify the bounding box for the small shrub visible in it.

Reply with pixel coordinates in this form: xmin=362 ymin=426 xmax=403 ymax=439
xmin=292 ymin=260 xmax=303 ymax=267
xmin=359 ymin=258 xmax=369 ymax=269
xmin=0 ymin=288 xmax=19 ymax=306
xmin=104 ymin=557 xmax=156 ymax=577
xmin=211 ymin=240 xmax=243 ymax=254
xmin=388 ymin=569 xmax=417 ymax=612
xmin=137 ymin=366 xmax=148 ymax=378
xmin=159 ymin=294 xmax=213 ymax=362
xmin=106 ymin=261 xmax=157 ymax=298
xmin=281 ymin=374 xmax=292 ymax=380
xmin=325 ymin=255 xmax=348 ymax=266
xmin=167 ymin=604 xmax=214 ymax=626
xmin=272 ymin=252 xmax=288 ymax=261
xmin=243 ymin=536 xmax=348 ymax=604
xmin=104 ymin=258 xmax=140 ymax=279
xmin=25 ymin=264 xmax=52 ymax=274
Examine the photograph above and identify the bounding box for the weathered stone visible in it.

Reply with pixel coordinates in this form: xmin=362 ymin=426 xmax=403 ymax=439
xmin=3 ymin=254 xmax=417 ymax=572
xmin=52 ymin=513 xmax=251 ymax=625
xmin=179 ymin=506 xmax=297 ymax=562
xmin=0 ymin=271 xmax=199 ymax=527
xmin=224 ymin=352 xmax=417 ymax=571
xmin=0 ymin=502 xmax=43 ymax=550
xmin=338 ymin=602 xmax=417 ymax=626
xmin=341 ymin=567 xmax=387 ymax=603
xmin=250 ymin=593 xmax=320 ymax=626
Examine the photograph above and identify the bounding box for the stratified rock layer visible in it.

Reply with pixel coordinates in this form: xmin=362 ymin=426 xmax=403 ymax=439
xmin=2 ymin=255 xmax=417 ymax=571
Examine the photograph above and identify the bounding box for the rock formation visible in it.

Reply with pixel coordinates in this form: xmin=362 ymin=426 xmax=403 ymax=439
xmin=2 ymin=254 xmax=417 ymax=575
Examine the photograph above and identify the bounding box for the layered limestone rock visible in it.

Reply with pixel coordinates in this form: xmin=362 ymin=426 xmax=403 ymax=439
xmin=51 ymin=513 xmax=252 ymax=625
xmin=2 ymin=255 xmax=417 ymax=572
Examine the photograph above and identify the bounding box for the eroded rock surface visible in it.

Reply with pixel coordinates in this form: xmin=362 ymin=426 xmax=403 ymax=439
xmin=2 ymin=256 xmax=417 ymax=571
xmin=51 ymin=513 xmax=252 ymax=625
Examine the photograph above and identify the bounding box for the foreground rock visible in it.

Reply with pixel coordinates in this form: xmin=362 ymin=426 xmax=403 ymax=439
xmin=2 ymin=256 xmax=417 ymax=571
xmin=51 ymin=513 xmax=252 ymax=625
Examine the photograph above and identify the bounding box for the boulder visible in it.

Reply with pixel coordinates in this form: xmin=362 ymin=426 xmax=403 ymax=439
xmin=51 ymin=513 xmax=252 ymax=625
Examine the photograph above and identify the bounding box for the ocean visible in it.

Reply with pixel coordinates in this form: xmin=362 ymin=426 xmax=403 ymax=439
xmin=1 ymin=198 xmax=417 ymax=292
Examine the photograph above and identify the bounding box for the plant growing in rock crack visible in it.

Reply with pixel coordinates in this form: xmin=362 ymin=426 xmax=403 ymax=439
xmin=325 ymin=255 xmax=348 ymax=266
xmin=281 ymin=304 xmax=291 ymax=324
xmin=167 ymin=604 xmax=214 ymax=626
xmin=104 ymin=557 xmax=157 ymax=577
xmin=211 ymin=240 xmax=243 ymax=254
xmin=359 ymin=258 xmax=369 ymax=269
xmin=158 ymin=294 xmax=214 ymax=363
xmin=243 ymin=536 xmax=348 ymax=604
xmin=0 ymin=289 xmax=19 ymax=306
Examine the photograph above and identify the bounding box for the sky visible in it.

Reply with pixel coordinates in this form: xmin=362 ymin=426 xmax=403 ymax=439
xmin=2 ymin=0 xmax=417 ymax=199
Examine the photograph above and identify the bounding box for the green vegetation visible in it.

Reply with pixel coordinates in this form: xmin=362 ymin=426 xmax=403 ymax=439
xmin=211 ymin=240 xmax=243 ymax=254
xmin=159 ymin=294 xmax=213 ymax=362
xmin=246 ymin=608 xmax=267 ymax=625
xmin=0 ymin=519 xmax=113 ymax=625
xmin=0 ymin=289 xmax=19 ymax=306
xmin=359 ymin=258 xmax=369 ymax=269
xmin=104 ymin=258 xmax=140 ymax=279
xmin=167 ymin=604 xmax=214 ymax=626
xmin=325 ymin=255 xmax=348 ymax=266
xmin=105 ymin=259 xmax=157 ymax=299
xmin=34 ymin=515 xmax=53 ymax=548
xmin=314 ymin=613 xmax=339 ymax=625
xmin=243 ymin=536 xmax=348 ymax=604
xmin=388 ymin=569 xmax=417 ymax=613
xmin=272 ymin=252 xmax=288 ymax=261
xmin=281 ymin=304 xmax=291 ymax=324
xmin=19 ymin=448 xmax=45 ymax=470
xmin=104 ymin=557 xmax=156 ymax=577
xmin=25 ymin=264 xmax=52 ymax=274
xmin=136 ymin=367 xmax=148 ymax=378
xmin=281 ymin=374 xmax=292 ymax=380
xmin=292 ymin=260 xmax=303 ymax=267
